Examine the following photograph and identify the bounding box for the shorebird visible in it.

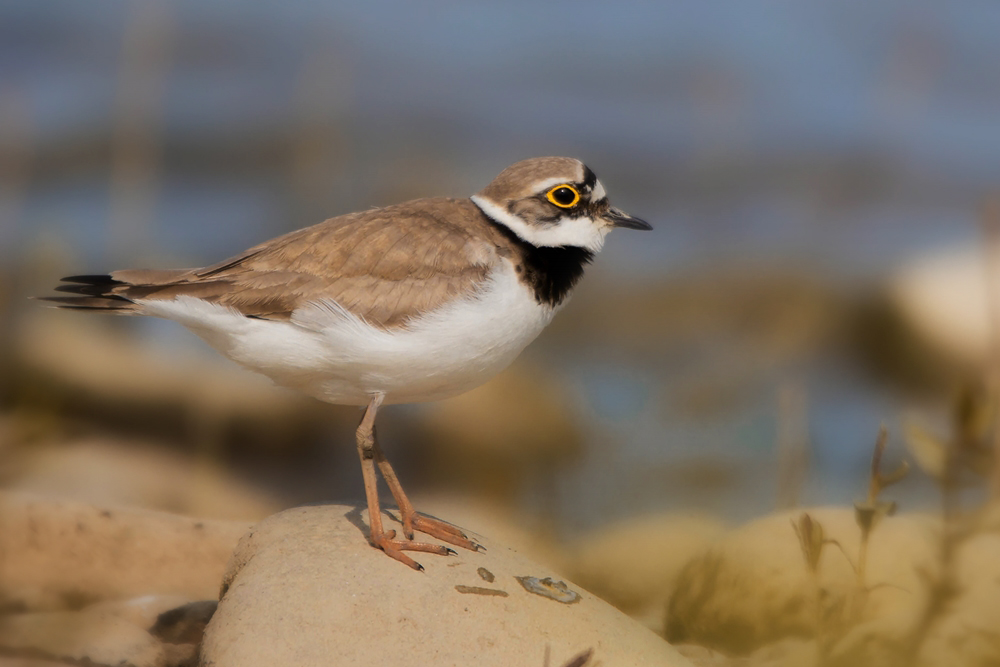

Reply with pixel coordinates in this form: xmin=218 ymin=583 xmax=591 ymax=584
xmin=45 ymin=156 xmax=651 ymax=569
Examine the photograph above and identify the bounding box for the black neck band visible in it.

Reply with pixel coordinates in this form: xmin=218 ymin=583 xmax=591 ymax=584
xmin=483 ymin=215 xmax=594 ymax=307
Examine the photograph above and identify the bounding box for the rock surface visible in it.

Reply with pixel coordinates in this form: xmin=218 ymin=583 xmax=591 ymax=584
xmin=665 ymin=507 xmax=939 ymax=654
xmin=5 ymin=437 xmax=280 ymax=521
xmin=0 ymin=658 xmax=79 ymax=666
xmin=0 ymin=596 xmax=208 ymax=667
xmin=413 ymin=492 xmax=569 ymax=572
xmin=0 ymin=491 xmax=249 ymax=611
xmin=887 ymin=243 xmax=995 ymax=367
xmin=203 ymin=504 xmax=693 ymax=667
xmin=916 ymin=531 xmax=1000 ymax=667
xmin=12 ymin=311 xmax=342 ymax=452
xmin=567 ymin=512 xmax=726 ymax=630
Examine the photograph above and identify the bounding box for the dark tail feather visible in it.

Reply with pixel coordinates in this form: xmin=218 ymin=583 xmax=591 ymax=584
xmin=38 ymin=295 xmax=134 ymax=311
xmin=39 ymin=274 xmax=138 ymax=313
xmin=54 ymin=283 xmax=121 ymax=296
xmin=61 ymin=274 xmax=126 ymax=286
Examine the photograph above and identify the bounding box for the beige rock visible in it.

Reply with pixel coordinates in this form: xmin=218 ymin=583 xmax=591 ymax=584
xmin=820 ymin=607 xmax=922 ymax=667
xmin=887 ymin=243 xmax=999 ymax=367
xmin=666 ymin=507 xmax=939 ymax=655
xmin=0 ymin=659 xmax=74 ymax=666
xmin=13 ymin=311 xmax=343 ymax=451
xmin=675 ymin=638 xmax=820 ymax=667
xmin=567 ymin=512 xmax=727 ymax=629
xmin=0 ymin=491 xmax=249 ymax=611
xmin=745 ymin=638 xmax=820 ymax=667
xmin=6 ymin=437 xmax=280 ymax=521
xmin=673 ymin=644 xmax=732 ymax=666
xmin=203 ymin=504 xmax=693 ymax=667
xmin=0 ymin=595 xmax=207 ymax=667
xmin=916 ymin=532 xmax=1000 ymax=667
xmin=414 ymin=492 xmax=568 ymax=572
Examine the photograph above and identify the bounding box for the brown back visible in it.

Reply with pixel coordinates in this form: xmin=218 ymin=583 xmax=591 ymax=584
xmin=95 ymin=198 xmax=505 ymax=328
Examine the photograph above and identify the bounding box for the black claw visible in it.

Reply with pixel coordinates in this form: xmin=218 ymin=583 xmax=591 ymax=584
xmin=474 ymin=543 xmax=486 ymax=552
xmin=445 ymin=547 xmax=457 ymax=556
xmin=416 ymin=563 xmax=425 ymax=572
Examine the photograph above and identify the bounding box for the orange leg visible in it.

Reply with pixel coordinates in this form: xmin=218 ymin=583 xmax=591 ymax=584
xmin=355 ymin=394 xmax=475 ymax=570
xmin=372 ymin=437 xmax=482 ymax=552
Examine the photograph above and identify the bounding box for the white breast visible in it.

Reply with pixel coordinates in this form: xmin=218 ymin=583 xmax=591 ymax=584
xmin=136 ymin=261 xmax=558 ymax=405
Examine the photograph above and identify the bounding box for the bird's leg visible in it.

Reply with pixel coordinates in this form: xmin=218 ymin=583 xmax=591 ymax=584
xmin=356 ymin=394 xmax=454 ymax=570
xmin=371 ymin=437 xmax=482 ymax=552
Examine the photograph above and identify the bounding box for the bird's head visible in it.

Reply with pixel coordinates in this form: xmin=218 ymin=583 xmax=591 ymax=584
xmin=471 ymin=156 xmax=651 ymax=253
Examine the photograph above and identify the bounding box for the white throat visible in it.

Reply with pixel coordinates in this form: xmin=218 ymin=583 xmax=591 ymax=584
xmin=471 ymin=195 xmax=609 ymax=253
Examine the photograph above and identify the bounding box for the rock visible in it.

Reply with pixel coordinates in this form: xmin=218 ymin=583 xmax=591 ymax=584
xmin=12 ymin=311 xmax=344 ymax=453
xmin=203 ymin=504 xmax=693 ymax=667
xmin=0 ymin=596 xmax=209 ymax=667
xmin=743 ymin=638 xmax=820 ymax=667
xmin=655 ymin=638 xmax=820 ymax=667
xmin=673 ymin=644 xmax=732 ymax=666
xmin=413 ymin=492 xmax=569 ymax=572
xmin=0 ymin=491 xmax=249 ymax=612
xmin=566 ymin=512 xmax=726 ymax=631
xmin=666 ymin=507 xmax=939 ymax=655
xmin=149 ymin=599 xmax=218 ymax=645
xmin=915 ymin=531 xmax=1000 ymax=667
xmin=6 ymin=437 xmax=280 ymax=521
xmin=886 ymin=244 xmax=997 ymax=368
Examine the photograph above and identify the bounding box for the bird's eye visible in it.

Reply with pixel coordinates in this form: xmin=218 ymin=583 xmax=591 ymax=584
xmin=545 ymin=184 xmax=580 ymax=208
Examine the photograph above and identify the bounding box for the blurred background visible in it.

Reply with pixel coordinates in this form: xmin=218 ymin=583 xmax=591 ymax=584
xmin=2 ymin=0 xmax=1000 ymax=544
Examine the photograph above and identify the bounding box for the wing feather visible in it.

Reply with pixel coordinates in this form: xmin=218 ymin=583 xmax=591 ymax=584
xmin=45 ymin=198 xmax=501 ymax=329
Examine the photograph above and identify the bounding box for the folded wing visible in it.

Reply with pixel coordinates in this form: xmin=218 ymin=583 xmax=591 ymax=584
xmin=45 ymin=198 xmax=498 ymax=330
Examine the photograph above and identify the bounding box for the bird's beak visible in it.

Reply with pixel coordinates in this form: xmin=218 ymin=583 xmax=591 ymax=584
xmin=605 ymin=207 xmax=652 ymax=231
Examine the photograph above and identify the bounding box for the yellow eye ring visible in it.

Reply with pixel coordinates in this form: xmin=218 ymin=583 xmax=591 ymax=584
xmin=545 ymin=184 xmax=581 ymax=208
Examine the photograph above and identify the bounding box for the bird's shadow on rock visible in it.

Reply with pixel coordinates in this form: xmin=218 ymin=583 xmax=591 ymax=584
xmin=341 ymin=504 xmax=404 ymax=543
xmin=293 ymin=501 xmax=377 ymax=543
xmin=340 ymin=504 xmax=466 ymax=543
xmin=342 ymin=505 xmax=370 ymax=540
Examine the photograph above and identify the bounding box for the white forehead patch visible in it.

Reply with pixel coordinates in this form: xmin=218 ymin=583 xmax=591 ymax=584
xmin=531 ymin=176 xmax=579 ymax=194
xmin=530 ymin=175 xmax=606 ymax=203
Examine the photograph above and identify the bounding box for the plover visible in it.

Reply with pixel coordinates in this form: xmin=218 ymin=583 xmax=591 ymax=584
xmin=45 ymin=156 xmax=651 ymax=569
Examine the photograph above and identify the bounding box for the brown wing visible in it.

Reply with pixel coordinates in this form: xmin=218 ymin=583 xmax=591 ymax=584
xmin=47 ymin=198 xmax=500 ymax=329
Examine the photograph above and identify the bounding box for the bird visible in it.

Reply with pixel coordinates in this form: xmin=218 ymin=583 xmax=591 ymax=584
xmin=44 ymin=156 xmax=652 ymax=570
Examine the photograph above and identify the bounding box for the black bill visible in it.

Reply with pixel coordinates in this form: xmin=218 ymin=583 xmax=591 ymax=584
xmin=606 ymin=207 xmax=653 ymax=230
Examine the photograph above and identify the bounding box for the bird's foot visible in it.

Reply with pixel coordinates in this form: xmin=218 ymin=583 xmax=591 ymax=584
xmin=370 ymin=528 xmax=456 ymax=571
xmin=403 ymin=512 xmax=483 ymax=552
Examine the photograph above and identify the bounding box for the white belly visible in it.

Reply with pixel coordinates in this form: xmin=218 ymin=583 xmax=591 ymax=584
xmin=137 ymin=262 xmax=557 ymax=405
